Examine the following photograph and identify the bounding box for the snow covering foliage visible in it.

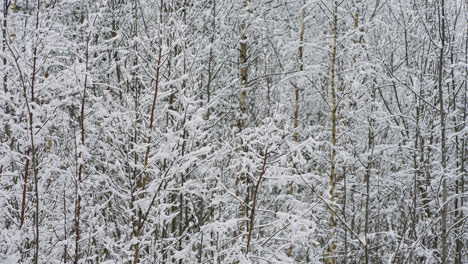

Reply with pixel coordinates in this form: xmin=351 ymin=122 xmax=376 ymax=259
xmin=0 ymin=0 xmax=467 ymax=263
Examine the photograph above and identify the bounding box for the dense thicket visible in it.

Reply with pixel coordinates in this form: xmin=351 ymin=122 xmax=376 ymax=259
xmin=0 ymin=0 xmax=466 ymax=263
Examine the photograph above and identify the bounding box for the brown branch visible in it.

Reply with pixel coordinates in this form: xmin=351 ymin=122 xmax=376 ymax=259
xmin=245 ymin=145 xmax=269 ymax=255
xmin=73 ymin=10 xmax=101 ymax=262
xmin=31 ymin=1 xmax=41 ymax=263
xmin=19 ymin=149 xmax=30 ymax=229
xmin=74 ymin=32 xmax=89 ymax=264
xmin=133 ymin=0 xmax=164 ymax=262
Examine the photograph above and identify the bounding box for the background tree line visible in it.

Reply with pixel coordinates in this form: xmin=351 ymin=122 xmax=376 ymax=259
xmin=0 ymin=0 xmax=466 ymax=263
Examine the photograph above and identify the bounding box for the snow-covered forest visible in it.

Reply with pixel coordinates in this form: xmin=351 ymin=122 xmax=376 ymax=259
xmin=0 ymin=0 xmax=467 ymax=263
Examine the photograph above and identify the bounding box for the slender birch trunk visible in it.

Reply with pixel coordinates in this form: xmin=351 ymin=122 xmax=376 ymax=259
xmin=291 ymin=0 xmax=305 ymax=193
xmin=239 ymin=0 xmax=248 ymax=132
xmin=237 ymin=0 xmax=250 ymax=247
xmin=30 ymin=2 xmax=41 ymax=263
xmin=287 ymin=1 xmax=306 ymax=258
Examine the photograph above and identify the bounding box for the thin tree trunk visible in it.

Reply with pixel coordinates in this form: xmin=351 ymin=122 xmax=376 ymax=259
xmin=178 ymin=3 xmax=188 ymax=263
xmin=245 ymin=146 xmax=269 ymax=254
xmin=237 ymin=0 xmax=250 ymax=248
xmin=291 ymin=0 xmax=305 ymax=192
xmin=437 ymin=0 xmax=447 ymax=263
xmin=31 ymin=2 xmax=41 ymax=263
xmin=133 ymin=0 xmax=163 ymax=262
xmin=74 ymin=19 xmax=90 ymax=264
xmin=326 ymin=2 xmax=338 ymax=263
xmin=365 ymin=121 xmax=374 ymax=264
xmin=287 ymin=1 xmax=306 ymax=257
xmin=19 ymin=149 xmax=30 ymax=229
xmin=238 ymin=0 xmax=249 ymax=131
xmin=454 ymin=22 xmax=467 ymax=264
xmin=2 ymin=0 xmax=8 ymax=94
xmin=206 ymin=0 xmax=215 ymax=121
xmin=63 ymin=188 xmax=68 ymax=263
